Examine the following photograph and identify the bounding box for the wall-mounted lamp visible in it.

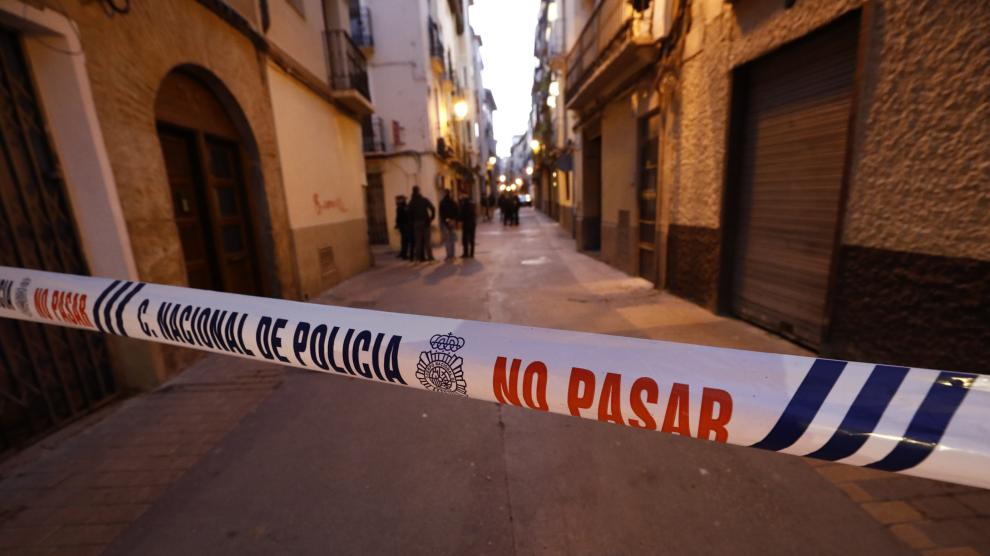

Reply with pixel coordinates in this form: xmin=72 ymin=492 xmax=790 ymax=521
xmin=453 ymin=100 xmax=469 ymax=120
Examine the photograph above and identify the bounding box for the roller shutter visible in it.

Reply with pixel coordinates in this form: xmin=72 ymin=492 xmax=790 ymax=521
xmin=729 ymin=15 xmax=859 ymax=349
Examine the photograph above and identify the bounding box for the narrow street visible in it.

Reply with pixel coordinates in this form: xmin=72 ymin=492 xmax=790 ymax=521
xmin=0 ymin=1 xmax=986 ymax=554
xmin=62 ymin=210 xmax=920 ymax=554
xmin=2 ymin=210 xmax=987 ymax=555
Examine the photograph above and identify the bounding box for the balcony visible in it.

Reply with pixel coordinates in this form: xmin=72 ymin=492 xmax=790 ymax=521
xmin=326 ymin=30 xmax=374 ymax=116
xmin=349 ymin=6 xmax=374 ymax=52
xmin=564 ymin=0 xmax=660 ymax=111
xmin=362 ymin=115 xmax=387 ymax=153
xmin=428 ymin=18 xmax=445 ymax=75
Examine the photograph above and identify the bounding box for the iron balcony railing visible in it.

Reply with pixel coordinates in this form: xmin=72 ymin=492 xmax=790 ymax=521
xmin=428 ymin=17 xmax=444 ymax=59
xmin=349 ymin=5 xmax=374 ymax=48
xmin=362 ymin=115 xmax=387 ymax=152
xmin=564 ymin=0 xmax=633 ymax=100
xmin=327 ymin=30 xmax=371 ymax=102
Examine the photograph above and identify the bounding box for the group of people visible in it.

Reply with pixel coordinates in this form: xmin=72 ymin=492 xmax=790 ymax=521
xmin=498 ymin=192 xmax=521 ymax=226
xmin=394 ymin=186 xmax=476 ymax=262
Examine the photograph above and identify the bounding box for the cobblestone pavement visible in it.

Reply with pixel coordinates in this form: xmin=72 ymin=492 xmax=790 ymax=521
xmin=0 ymin=209 xmax=987 ymax=555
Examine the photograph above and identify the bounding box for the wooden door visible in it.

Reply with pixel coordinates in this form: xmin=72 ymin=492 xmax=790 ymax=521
xmin=203 ymin=136 xmax=259 ymax=295
xmin=581 ymin=135 xmax=602 ymax=251
xmin=729 ymin=15 xmax=859 ymax=348
xmin=159 ymin=125 xmax=220 ymax=291
xmin=155 ymin=71 xmax=261 ymax=296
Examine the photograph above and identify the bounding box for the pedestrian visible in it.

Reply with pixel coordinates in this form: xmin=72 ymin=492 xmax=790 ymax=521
xmin=511 ymin=194 xmax=521 ymax=226
xmin=395 ymin=195 xmax=412 ymax=260
xmin=438 ymin=188 xmax=459 ymax=261
xmin=408 ymin=186 xmax=435 ymax=262
xmin=499 ymin=192 xmax=509 ymax=226
xmin=440 ymin=189 xmax=460 ymax=261
xmin=487 ymin=192 xmax=497 ymax=222
xmin=459 ymin=194 xmax=476 ymax=258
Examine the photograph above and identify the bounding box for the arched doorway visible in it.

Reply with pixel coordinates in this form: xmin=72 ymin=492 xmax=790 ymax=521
xmin=155 ymin=69 xmax=263 ymax=295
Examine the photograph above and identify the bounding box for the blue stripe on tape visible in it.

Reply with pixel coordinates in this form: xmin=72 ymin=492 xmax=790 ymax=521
xmin=103 ymin=281 xmax=132 ymax=335
xmin=115 ymin=283 xmax=145 ymax=338
xmin=91 ymin=280 xmax=121 ymax=333
xmin=867 ymin=371 xmax=976 ymax=472
xmin=751 ymin=358 xmax=846 ymax=452
xmin=806 ymin=364 xmax=909 ymax=461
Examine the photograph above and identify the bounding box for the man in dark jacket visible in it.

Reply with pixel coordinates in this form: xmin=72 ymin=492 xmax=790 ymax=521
xmin=459 ymin=194 xmax=476 ymax=258
xmin=395 ymin=195 xmax=412 ymax=259
xmin=438 ymin=188 xmax=459 ymax=261
xmin=408 ymin=186 xmax=435 ymax=261
xmin=499 ymin=192 xmax=509 ymax=226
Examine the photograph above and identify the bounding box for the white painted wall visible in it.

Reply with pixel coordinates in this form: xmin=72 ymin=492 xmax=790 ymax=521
xmin=365 ymin=0 xmax=433 ymax=151
xmin=268 ymin=65 xmax=367 ymax=229
xmin=267 ymin=0 xmax=333 ymax=83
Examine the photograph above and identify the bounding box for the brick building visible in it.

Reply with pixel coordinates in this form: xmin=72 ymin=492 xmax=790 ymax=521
xmin=0 ymin=0 xmax=373 ymax=454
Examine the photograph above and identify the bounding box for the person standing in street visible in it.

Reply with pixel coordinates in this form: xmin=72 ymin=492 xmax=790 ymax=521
xmin=459 ymin=194 xmax=476 ymax=258
xmin=408 ymin=186 xmax=435 ymax=262
xmin=438 ymin=188 xmax=460 ymax=261
xmin=499 ymin=192 xmax=509 ymax=226
xmin=395 ymin=195 xmax=412 ymax=260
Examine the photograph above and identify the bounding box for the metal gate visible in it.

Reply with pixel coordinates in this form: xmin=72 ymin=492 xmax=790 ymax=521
xmin=0 ymin=28 xmax=115 ymax=456
xmin=728 ymin=15 xmax=859 ymax=349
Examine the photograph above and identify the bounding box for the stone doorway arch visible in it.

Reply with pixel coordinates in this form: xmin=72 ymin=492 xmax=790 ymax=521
xmin=154 ymin=66 xmax=278 ymax=297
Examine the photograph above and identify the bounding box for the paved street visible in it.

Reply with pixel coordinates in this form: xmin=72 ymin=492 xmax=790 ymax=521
xmin=2 ymin=209 xmax=988 ymax=555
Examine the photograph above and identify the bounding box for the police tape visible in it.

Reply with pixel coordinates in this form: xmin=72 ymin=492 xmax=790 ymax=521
xmin=0 ymin=266 xmax=987 ymax=489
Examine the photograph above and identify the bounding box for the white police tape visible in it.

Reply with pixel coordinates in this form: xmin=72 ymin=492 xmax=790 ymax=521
xmin=0 ymin=266 xmax=987 ymax=489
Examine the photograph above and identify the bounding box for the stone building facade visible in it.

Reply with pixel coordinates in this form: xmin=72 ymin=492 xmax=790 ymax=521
xmin=0 ymin=0 xmax=374 ymax=410
xmin=540 ymin=0 xmax=989 ymax=373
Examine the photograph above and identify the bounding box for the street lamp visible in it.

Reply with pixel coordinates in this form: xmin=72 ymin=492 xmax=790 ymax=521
xmin=525 ymin=166 xmax=533 ymax=176
xmin=499 ymin=174 xmax=506 ymax=183
xmin=530 ymin=139 xmax=541 ymax=153
xmin=453 ymin=100 xmax=469 ymax=120
xmin=487 ymin=156 xmax=497 ymax=166
xmin=515 ymin=178 xmax=523 ymax=186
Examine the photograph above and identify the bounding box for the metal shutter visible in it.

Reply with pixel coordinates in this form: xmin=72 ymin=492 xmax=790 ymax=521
xmin=730 ymin=15 xmax=859 ymax=349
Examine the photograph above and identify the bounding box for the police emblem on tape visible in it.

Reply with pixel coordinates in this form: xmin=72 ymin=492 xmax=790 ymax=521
xmin=416 ymin=333 xmax=467 ymax=396
xmin=14 ymin=277 xmax=32 ymax=317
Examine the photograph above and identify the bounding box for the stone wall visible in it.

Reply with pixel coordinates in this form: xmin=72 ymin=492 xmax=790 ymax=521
xmin=57 ymin=0 xmax=297 ymax=296
xmin=823 ymin=0 xmax=990 ymax=372
xmin=51 ymin=0 xmax=299 ymax=379
xmin=663 ymin=0 xmax=990 ymax=371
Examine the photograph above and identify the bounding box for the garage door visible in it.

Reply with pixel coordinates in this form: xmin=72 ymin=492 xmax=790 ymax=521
xmin=729 ymin=14 xmax=859 ymax=349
